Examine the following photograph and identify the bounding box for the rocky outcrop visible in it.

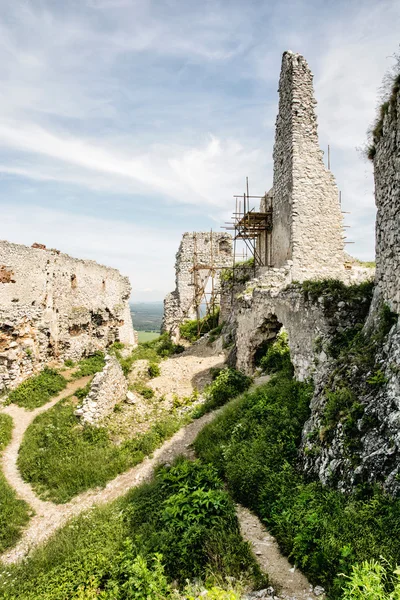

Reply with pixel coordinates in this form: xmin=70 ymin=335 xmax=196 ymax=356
xmin=0 ymin=241 xmax=136 ymax=393
xmin=75 ymin=354 xmax=128 ymax=425
xmin=300 ymin=78 xmax=400 ymax=496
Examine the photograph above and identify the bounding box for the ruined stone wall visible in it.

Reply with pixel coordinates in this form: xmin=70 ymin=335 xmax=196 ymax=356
xmin=372 ymin=84 xmax=400 ymax=312
xmin=163 ymin=232 xmax=233 ymax=341
xmin=271 ymin=52 xmax=345 ymax=280
xmin=0 ymin=240 xmax=136 ymax=392
xmin=75 ymin=354 xmax=128 ymax=425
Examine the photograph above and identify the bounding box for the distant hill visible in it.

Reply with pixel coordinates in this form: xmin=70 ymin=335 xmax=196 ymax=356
xmin=130 ymin=301 xmax=163 ymax=332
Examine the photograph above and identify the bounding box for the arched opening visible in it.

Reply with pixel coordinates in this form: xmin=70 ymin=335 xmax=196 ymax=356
xmin=250 ymin=314 xmax=292 ymax=376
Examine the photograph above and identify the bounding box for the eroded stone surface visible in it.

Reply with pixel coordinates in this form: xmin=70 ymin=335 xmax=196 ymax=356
xmin=0 ymin=240 xmax=136 ymax=392
xmin=76 ymin=354 xmax=128 ymax=424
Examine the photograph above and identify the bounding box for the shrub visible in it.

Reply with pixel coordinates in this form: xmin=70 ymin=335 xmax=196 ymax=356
xmin=64 ymin=359 xmax=75 ymax=368
xmin=259 ymin=330 xmax=293 ymax=376
xmin=0 ymin=414 xmax=30 ymax=552
xmin=148 ymin=363 xmax=161 ymax=378
xmin=180 ymin=310 xmax=220 ymax=343
xmin=342 ymin=560 xmax=400 ymax=599
xmin=0 ymin=459 xmax=264 ymax=599
xmin=194 ymin=368 xmax=252 ymax=417
xmin=72 ymin=352 xmax=105 ymax=379
xmin=8 ymin=367 xmax=67 ymax=409
xmin=194 ymin=365 xmax=400 ymax=599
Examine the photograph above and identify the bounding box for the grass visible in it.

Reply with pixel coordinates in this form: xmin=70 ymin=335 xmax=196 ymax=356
xmin=0 ymin=414 xmax=31 ymax=553
xmin=367 ymin=72 xmax=400 ymax=160
xmin=0 ymin=459 xmax=264 ymax=599
xmin=137 ymin=331 xmax=161 ymax=343
xmin=111 ymin=333 xmax=185 ymax=376
xmin=194 ymin=364 xmax=400 ymax=599
xmin=17 ymin=397 xmax=186 ymax=503
xmin=7 ymin=368 xmax=68 ymax=410
xmin=71 ymin=351 xmax=105 ymax=379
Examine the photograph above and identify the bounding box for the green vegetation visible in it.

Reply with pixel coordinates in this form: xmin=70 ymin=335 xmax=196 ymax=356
xmin=195 ymin=359 xmax=400 ymax=598
xmin=137 ymin=331 xmax=161 ymax=343
xmin=367 ymin=72 xmax=400 ymax=160
xmin=220 ymin=258 xmax=255 ymax=284
xmin=72 ymin=351 xmax=105 ymax=379
xmin=18 ymin=398 xmax=185 ymax=503
xmin=342 ymin=560 xmax=400 ymax=599
xmin=148 ymin=362 xmax=161 ymax=378
xmin=64 ymin=359 xmax=75 ymax=368
xmin=112 ymin=333 xmax=184 ymax=376
xmin=179 ymin=309 xmax=220 ymax=343
xmin=258 ymin=330 xmax=293 ymax=376
xmin=0 ymin=459 xmax=264 ymax=599
xmin=193 ymin=367 xmax=252 ymax=417
xmin=8 ymin=367 xmax=67 ymax=410
xmin=0 ymin=414 xmax=31 ymax=553
xmin=302 ymin=279 xmax=374 ymax=308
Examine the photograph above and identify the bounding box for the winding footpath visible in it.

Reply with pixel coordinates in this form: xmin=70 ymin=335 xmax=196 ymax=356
xmin=0 ymin=368 xmax=321 ymax=599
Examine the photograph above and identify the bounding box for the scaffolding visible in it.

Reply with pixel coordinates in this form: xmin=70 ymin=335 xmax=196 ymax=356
xmin=223 ymin=177 xmax=273 ymax=272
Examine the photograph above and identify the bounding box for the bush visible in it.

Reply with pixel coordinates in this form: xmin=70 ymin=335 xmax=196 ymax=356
xmin=342 ymin=560 xmax=400 ymax=599
xmin=148 ymin=363 xmax=161 ymax=378
xmin=259 ymin=330 xmax=293 ymax=376
xmin=194 ymin=364 xmax=400 ymax=598
xmin=8 ymin=367 xmax=67 ymax=409
xmin=64 ymin=359 xmax=75 ymax=368
xmin=194 ymin=368 xmax=252 ymax=417
xmin=0 ymin=459 xmax=264 ymax=599
xmin=0 ymin=414 xmax=30 ymax=552
xmin=72 ymin=352 xmax=105 ymax=379
xmin=180 ymin=309 xmax=220 ymax=343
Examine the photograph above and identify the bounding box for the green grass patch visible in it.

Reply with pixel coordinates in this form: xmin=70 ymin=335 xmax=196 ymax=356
xmin=7 ymin=368 xmax=67 ymax=410
xmin=137 ymin=331 xmax=161 ymax=343
xmin=0 ymin=459 xmax=264 ymax=599
xmin=18 ymin=398 xmax=187 ymax=503
xmin=194 ymin=367 xmax=400 ymax=599
xmin=72 ymin=352 xmax=105 ymax=379
xmin=0 ymin=414 xmax=31 ymax=553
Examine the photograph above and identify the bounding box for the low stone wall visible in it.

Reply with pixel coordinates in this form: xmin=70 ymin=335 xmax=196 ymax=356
xmin=75 ymin=354 xmax=128 ymax=425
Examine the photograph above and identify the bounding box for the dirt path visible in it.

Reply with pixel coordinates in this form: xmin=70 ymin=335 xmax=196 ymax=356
xmin=0 ymin=403 xmax=217 ymax=564
xmin=0 ymin=364 xmax=322 ymax=600
xmin=237 ymin=505 xmax=323 ymax=600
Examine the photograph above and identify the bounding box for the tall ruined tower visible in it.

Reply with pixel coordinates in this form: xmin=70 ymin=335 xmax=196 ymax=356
xmin=271 ymin=51 xmax=345 ymax=280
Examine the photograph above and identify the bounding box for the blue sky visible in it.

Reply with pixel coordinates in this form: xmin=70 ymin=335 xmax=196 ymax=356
xmin=0 ymin=0 xmax=399 ymax=301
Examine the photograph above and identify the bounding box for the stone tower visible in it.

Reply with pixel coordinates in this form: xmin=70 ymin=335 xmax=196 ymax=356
xmin=270 ymin=51 xmax=345 ymax=280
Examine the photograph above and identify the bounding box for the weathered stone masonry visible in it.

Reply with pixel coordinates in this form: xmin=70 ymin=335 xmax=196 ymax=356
xmin=75 ymin=354 xmax=128 ymax=425
xmin=222 ymin=51 xmax=373 ymax=378
xmin=163 ymin=232 xmax=233 ymax=341
xmin=0 ymin=241 xmax=136 ymax=393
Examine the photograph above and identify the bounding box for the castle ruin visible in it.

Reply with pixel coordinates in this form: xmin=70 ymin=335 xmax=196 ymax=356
xmin=163 ymin=232 xmax=233 ymax=341
xmin=0 ymin=240 xmax=136 ymax=393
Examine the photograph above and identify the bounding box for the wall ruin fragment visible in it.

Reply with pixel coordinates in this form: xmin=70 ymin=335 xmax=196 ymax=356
xmin=163 ymin=232 xmax=233 ymax=341
xmin=0 ymin=240 xmax=136 ymax=393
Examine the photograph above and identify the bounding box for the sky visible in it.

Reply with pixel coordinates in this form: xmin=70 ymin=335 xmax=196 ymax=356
xmin=0 ymin=0 xmax=399 ymax=302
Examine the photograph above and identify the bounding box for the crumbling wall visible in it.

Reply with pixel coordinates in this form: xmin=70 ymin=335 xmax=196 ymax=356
xmin=0 ymin=240 xmax=136 ymax=393
xmin=270 ymin=51 xmax=345 ymax=280
xmin=300 ymin=82 xmax=400 ymax=496
xmin=372 ymin=83 xmax=400 ymax=313
xmin=75 ymin=354 xmax=128 ymax=424
xmin=163 ymin=232 xmax=233 ymax=341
